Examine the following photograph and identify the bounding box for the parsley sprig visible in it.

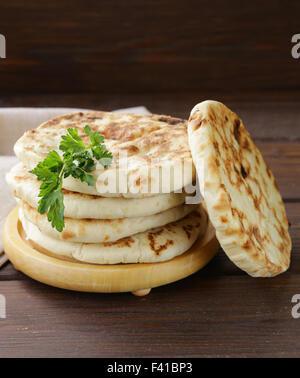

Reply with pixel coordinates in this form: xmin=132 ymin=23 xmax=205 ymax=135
xmin=30 ymin=125 xmax=113 ymax=232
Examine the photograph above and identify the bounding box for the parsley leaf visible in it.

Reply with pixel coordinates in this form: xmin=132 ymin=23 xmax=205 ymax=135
xmin=39 ymin=180 xmax=65 ymax=232
xmin=84 ymin=125 xmax=113 ymax=167
xmin=30 ymin=150 xmax=63 ymax=180
xmin=30 ymin=126 xmax=112 ymax=232
xmin=59 ymin=128 xmax=86 ymax=154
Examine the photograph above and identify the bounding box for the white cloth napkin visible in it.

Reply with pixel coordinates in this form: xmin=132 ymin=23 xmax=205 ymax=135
xmin=0 ymin=106 xmax=150 ymax=261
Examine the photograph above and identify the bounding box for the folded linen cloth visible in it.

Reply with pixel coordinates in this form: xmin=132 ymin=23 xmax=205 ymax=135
xmin=0 ymin=106 xmax=150 ymax=258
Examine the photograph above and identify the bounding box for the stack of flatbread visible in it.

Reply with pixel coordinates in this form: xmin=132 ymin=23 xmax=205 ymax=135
xmin=6 ymin=111 xmax=207 ymax=265
xmin=5 ymin=101 xmax=292 ymax=279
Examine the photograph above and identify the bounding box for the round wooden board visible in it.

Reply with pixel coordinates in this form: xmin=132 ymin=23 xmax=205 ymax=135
xmin=3 ymin=207 xmax=219 ymax=294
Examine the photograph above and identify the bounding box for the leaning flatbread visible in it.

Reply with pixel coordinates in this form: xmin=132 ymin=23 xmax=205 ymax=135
xmin=19 ymin=206 xmax=207 ymax=264
xmin=21 ymin=200 xmax=196 ymax=243
xmin=7 ymin=163 xmax=186 ymax=219
xmin=188 ymin=100 xmax=291 ymax=277
xmin=14 ymin=111 xmax=195 ymax=197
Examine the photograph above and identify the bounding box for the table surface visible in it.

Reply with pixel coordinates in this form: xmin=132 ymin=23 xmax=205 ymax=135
xmin=1 ymin=92 xmax=300 ymax=358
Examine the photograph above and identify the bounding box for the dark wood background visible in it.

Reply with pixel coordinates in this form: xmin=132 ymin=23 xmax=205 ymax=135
xmin=1 ymin=0 xmax=300 ymax=359
xmin=0 ymin=0 xmax=300 ymax=95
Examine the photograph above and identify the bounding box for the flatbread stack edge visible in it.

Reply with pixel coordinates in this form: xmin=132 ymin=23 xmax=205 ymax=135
xmin=7 ymin=111 xmax=205 ymax=265
xmin=19 ymin=207 xmax=207 ymax=264
xmin=188 ymin=100 xmax=291 ymax=277
xmin=21 ymin=200 xmax=195 ymax=243
xmin=7 ymin=163 xmax=186 ymax=219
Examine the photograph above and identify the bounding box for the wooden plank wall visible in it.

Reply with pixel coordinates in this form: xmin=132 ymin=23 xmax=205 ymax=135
xmin=0 ymin=0 xmax=299 ymax=94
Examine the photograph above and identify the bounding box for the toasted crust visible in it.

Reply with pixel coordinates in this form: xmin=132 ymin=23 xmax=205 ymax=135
xmin=14 ymin=111 xmax=195 ymax=197
xmin=188 ymin=100 xmax=291 ymax=277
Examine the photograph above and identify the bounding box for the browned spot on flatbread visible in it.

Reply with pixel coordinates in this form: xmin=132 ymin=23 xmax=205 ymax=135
xmin=209 ymin=108 xmax=217 ymax=122
xmin=61 ymin=230 xmax=76 ymax=240
xmin=213 ymin=192 xmax=230 ymax=212
xmin=44 ymin=118 xmax=61 ymax=127
xmin=278 ymin=243 xmax=286 ymax=254
xmin=231 ymin=207 xmax=246 ymax=231
xmin=128 ymin=145 xmax=139 ymax=154
xmin=119 ymin=144 xmax=140 ymax=156
xmin=62 ymin=188 xmax=76 ymax=196
xmin=252 ymin=226 xmax=264 ymax=244
xmin=14 ymin=175 xmax=27 ymax=181
xmin=253 ymin=195 xmax=260 ymax=210
xmin=182 ymin=222 xmax=200 ymax=239
xmin=242 ymin=137 xmax=251 ymax=152
xmin=86 ymin=115 xmax=104 ymax=120
xmin=182 ymin=225 xmax=192 ymax=239
xmin=194 ymin=119 xmax=205 ymax=130
xmin=266 ymin=167 xmax=272 ymax=178
xmin=157 ymin=116 xmax=184 ymax=125
xmin=241 ymin=164 xmax=247 ymax=179
xmin=233 ymin=118 xmax=241 ymax=143
xmin=147 ymin=229 xmax=174 ymax=255
xmin=242 ymin=240 xmax=252 ymax=249
xmin=220 ymin=215 xmax=229 ymax=223
xmin=103 ymin=237 xmax=135 ymax=248
xmin=165 ymin=224 xmax=176 ymax=233
xmin=103 ymin=122 xmax=135 ymax=142
xmin=65 ymin=115 xmax=76 ymax=120
xmin=213 ymin=141 xmax=220 ymax=155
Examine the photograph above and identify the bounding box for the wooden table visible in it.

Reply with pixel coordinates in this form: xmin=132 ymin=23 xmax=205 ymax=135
xmin=1 ymin=92 xmax=300 ymax=358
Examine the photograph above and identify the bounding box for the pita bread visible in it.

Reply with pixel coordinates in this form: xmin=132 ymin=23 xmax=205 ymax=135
xmin=188 ymin=100 xmax=291 ymax=277
xmin=14 ymin=111 xmax=195 ymax=198
xmin=7 ymin=163 xmax=186 ymax=219
xmin=21 ymin=200 xmax=196 ymax=243
xmin=19 ymin=206 xmax=207 ymax=264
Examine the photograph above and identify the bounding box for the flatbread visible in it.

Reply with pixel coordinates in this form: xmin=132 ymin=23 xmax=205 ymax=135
xmin=21 ymin=200 xmax=196 ymax=243
xmin=19 ymin=206 xmax=207 ymax=264
xmin=14 ymin=111 xmax=195 ymax=198
xmin=7 ymin=163 xmax=186 ymax=219
xmin=188 ymin=100 xmax=291 ymax=277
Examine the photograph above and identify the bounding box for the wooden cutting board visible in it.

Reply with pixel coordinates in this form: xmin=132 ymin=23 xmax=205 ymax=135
xmin=3 ymin=207 xmax=219 ymax=295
